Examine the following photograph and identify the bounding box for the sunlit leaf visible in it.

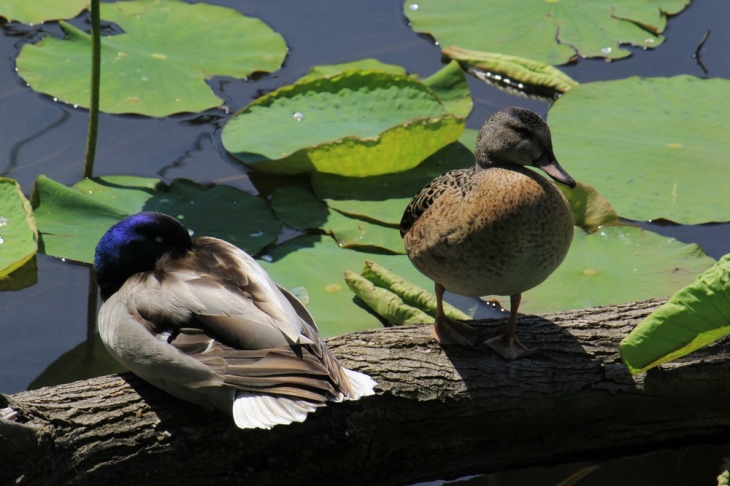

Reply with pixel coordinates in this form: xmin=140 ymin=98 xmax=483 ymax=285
xmin=16 ymin=0 xmax=286 ymax=116
xmin=31 ymin=175 xmax=279 ymax=264
xmin=558 ymin=180 xmax=619 ymax=233
xmin=0 ymin=178 xmax=37 ymax=279
xmin=513 ymin=225 xmax=716 ymax=315
xmin=0 ymin=0 xmax=87 ymax=24
xmin=405 ymin=0 xmax=689 ymax=65
xmin=298 ymin=59 xmax=406 ymax=82
xmin=257 ymin=235 xmax=439 ymax=337
xmin=271 ymin=184 xmax=403 ymax=254
xmin=0 ymin=256 xmax=37 ymax=292
xmin=550 ymin=76 xmax=730 ymax=224
xmin=620 ymin=254 xmax=730 ymax=374
xmin=222 ymin=69 xmax=464 ymax=176
xmin=442 ymin=46 xmax=578 ymax=94
xmin=421 ymin=60 xmax=472 ymax=118
xmin=345 ymin=270 xmax=432 ymax=325
xmin=311 ymin=141 xmax=474 ymax=225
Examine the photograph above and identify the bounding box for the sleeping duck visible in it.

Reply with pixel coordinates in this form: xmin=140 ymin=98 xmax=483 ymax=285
xmin=401 ymin=107 xmax=575 ymax=359
xmin=94 ymin=211 xmax=376 ymax=429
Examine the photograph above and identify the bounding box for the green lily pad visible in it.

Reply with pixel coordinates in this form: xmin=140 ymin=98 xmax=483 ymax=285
xmin=271 ymin=184 xmax=403 ymax=254
xmin=0 ymin=178 xmax=38 ymax=279
xmin=299 ymin=59 xmax=407 ymax=82
xmin=16 ymin=0 xmax=286 ymax=117
xmin=405 ymin=0 xmax=689 ymax=65
xmin=311 ymin=140 xmax=475 ymax=225
xmin=549 ymin=76 xmax=730 ymax=224
xmin=513 ymin=225 xmax=715 ymax=315
xmin=0 ymin=0 xmax=87 ymax=24
xmin=558 ymin=181 xmax=619 ymax=233
xmin=0 ymin=257 xmax=37 ymax=292
xmin=620 ymin=254 xmax=730 ymax=374
xmin=31 ymin=175 xmax=280 ymax=264
xmin=442 ymin=46 xmax=578 ymax=94
xmin=221 ymin=69 xmax=464 ymax=176
xmin=421 ymin=60 xmax=472 ymax=118
xmin=257 ymin=234 xmax=439 ymax=336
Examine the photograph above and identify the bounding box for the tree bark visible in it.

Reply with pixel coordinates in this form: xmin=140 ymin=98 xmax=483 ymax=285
xmin=3 ymin=297 xmax=730 ymax=486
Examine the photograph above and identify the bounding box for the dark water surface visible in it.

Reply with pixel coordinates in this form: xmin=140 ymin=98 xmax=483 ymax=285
xmin=1 ymin=0 xmax=729 ymax=484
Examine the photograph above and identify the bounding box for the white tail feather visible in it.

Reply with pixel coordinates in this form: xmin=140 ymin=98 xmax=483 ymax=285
xmin=232 ymin=392 xmax=320 ymax=430
xmin=342 ymin=368 xmax=377 ymax=400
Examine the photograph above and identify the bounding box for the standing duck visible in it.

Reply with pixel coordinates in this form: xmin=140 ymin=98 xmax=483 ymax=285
xmin=94 ymin=212 xmax=375 ymax=429
xmin=400 ymin=107 xmax=575 ymax=359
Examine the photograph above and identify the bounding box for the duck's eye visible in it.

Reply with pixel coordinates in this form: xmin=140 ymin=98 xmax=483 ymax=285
xmin=154 ymin=236 xmax=164 ymax=244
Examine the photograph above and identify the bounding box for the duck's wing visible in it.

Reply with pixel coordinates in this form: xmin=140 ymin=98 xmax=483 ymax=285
xmin=400 ymin=167 xmax=474 ymax=237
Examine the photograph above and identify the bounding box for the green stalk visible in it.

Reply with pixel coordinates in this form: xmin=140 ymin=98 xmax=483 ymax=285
xmin=82 ymin=0 xmax=101 ymax=179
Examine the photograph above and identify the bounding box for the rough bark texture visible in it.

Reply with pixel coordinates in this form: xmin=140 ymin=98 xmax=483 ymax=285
xmin=3 ymin=297 xmax=730 ymax=486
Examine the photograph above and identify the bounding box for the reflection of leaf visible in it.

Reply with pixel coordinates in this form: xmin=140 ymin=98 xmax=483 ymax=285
xmin=550 ymin=76 xmax=730 ymax=224
xmin=0 ymin=0 xmax=87 ymax=24
xmin=558 ymin=180 xmax=619 ymax=233
xmin=0 ymin=256 xmax=37 ymax=292
xmin=258 ymin=235 xmax=440 ymax=337
xmin=620 ymin=254 xmax=730 ymax=374
xmin=31 ymin=175 xmax=280 ymax=264
xmin=28 ymin=333 xmax=127 ymax=390
xmin=442 ymin=47 xmax=578 ymax=94
xmin=0 ymin=178 xmax=38 ymax=278
xmin=513 ymin=225 xmax=716 ymax=315
xmin=421 ymin=60 xmax=472 ymax=118
xmin=222 ymin=70 xmax=464 ymax=176
xmin=16 ymin=0 xmax=286 ymax=116
xmin=311 ymin=141 xmax=474 ymax=225
xmin=405 ymin=0 xmax=689 ymax=65
xmin=271 ymin=184 xmax=403 ymax=254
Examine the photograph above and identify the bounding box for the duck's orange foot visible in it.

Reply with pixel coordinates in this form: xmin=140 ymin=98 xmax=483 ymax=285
xmin=484 ymin=332 xmax=535 ymax=360
xmin=433 ymin=317 xmax=479 ymax=348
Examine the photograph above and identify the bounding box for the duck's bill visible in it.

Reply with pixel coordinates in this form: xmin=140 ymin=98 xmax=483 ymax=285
xmin=534 ymin=152 xmax=576 ymax=188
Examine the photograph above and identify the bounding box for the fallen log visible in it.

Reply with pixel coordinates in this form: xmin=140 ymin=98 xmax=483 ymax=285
xmin=3 ymin=297 xmax=730 ymax=486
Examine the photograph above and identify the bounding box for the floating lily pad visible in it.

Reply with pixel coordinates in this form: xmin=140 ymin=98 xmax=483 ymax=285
xmin=222 ymin=69 xmax=464 ymax=176
xmin=442 ymin=47 xmax=578 ymax=94
xmin=0 ymin=256 xmax=37 ymax=292
xmin=271 ymin=184 xmax=403 ymax=254
xmin=0 ymin=0 xmax=87 ymax=24
xmin=549 ymin=76 xmax=730 ymax=224
xmin=421 ymin=60 xmax=472 ymax=118
xmin=405 ymin=0 xmax=689 ymax=65
xmin=620 ymin=254 xmax=730 ymax=374
xmin=311 ymin=141 xmax=475 ymax=225
xmin=513 ymin=225 xmax=715 ymax=315
xmin=558 ymin=181 xmax=619 ymax=233
xmin=31 ymin=175 xmax=280 ymax=264
xmin=0 ymin=178 xmax=38 ymax=279
xmin=299 ymin=59 xmax=406 ymax=82
xmin=257 ymin=234 xmax=438 ymax=336
xmin=16 ymin=0 xmax=286 ymax=117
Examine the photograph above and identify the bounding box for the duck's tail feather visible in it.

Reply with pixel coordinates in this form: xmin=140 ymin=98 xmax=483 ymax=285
xmin=232 ymin=391 xmax=320 ymax=430
xmin=340 ymin=368 xmax=377 ymax=401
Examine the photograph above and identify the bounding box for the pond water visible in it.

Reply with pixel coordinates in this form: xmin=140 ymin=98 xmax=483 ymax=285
xmin=1 ymin=0 xmax=729 ymax=484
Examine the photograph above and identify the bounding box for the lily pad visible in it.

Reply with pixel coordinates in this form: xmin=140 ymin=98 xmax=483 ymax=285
xmin=404 ymin=0 xmax=689 ymax=65
xmin=549 ymin=76 xmax=730 ymax=224
xmin=558 ymin=180 xmax=619 ymax=233
xmin=221 ymin=69 xmax=464 ymax=176
xmin=31 ymin=175 xmax=280 ymax=264
xmin=257 ymin=234 xmax=439 ymax=336
xmin=299 ymin=59 xmax=406 ymax=82
xmin=0 ymin=178 xmax=38 ymax=279
xmin=0 ymin=0 xmax=87 ymax=24
xmin=421 ymin=60 xmax=472 ymax=118
xmin=442 ymin=46 xmax=578 ymax=94
xmin=620 ymin=254 xmax=730 ymax=374
xmin=513 ymin=225 xmax=715 ymax=315
xmin=16 ymin=0 xmax=286 ymax=117
xmin=0 ymin=257 xmax=37 ymax=292
xmin=311 ymin=140 xmax=475 ymax=225
xmin=271 ymin=184 xmax=404 ymax=254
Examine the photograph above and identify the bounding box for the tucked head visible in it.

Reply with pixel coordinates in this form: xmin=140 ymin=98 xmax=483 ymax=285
xmin=94 ymin=212 xmax=193 ymax=301
xmin=475 ymin=107 xmax=575 ymax=188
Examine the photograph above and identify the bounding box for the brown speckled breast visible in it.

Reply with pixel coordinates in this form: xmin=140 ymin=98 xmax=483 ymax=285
xmin=402 ymin=165 xmax=573 ymax=297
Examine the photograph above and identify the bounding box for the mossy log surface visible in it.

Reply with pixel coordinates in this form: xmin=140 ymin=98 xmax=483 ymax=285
xmin=3 ymin=297 xmax=730 ymax=486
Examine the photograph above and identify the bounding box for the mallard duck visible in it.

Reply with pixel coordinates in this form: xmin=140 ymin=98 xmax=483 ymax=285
xmin=94 ymin=212 xmax=376 ymax=429
xmin=400 ymin=107 xmax=575 ymax=359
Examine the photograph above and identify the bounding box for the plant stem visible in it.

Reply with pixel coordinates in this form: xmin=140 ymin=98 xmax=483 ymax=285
xmin=82 ymin=0 xmax=101 ymax=179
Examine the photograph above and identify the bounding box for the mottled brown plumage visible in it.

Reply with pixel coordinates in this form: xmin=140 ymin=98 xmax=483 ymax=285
xmin=401 ymin=107 xmax=575 ymax=359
